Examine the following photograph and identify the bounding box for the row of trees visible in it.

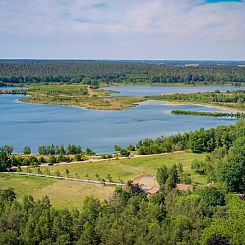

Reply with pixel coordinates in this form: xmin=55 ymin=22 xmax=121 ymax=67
xmin=37 ymin=144 xmax=95 ymax=155
xmin=151 ymin=90 xmax=245 ymax=109
xmin=171 ymin=110 xmax=245 ymax=118
xmin=0 ymin=144 xmax=95 ymax=156
xmin=1 ymin=62 xmax=245 ymax=84
xmin=134 ymin=121 xmax=244 ymax=155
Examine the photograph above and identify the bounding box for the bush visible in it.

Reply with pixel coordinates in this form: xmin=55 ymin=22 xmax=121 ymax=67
xmin=200 ymin=187 xmax=225 ymax=207
xmin=120 ymin=149 xmax=130 ymax=157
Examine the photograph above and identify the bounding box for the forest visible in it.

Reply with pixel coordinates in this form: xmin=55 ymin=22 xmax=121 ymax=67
xmin=0 ymin=61 xmax=245 ymax=85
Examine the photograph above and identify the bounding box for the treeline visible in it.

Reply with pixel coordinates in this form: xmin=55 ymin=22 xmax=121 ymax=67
xmin=150 ymin=90 xmax=245 ymax=109
xmin=0 ymin=62 xmax=245 ymax=84
xmin=37 ymin=144 xmax=94 ymax=155
xmin=135 ymin=120 xmax=244 ymax=154
xmin=0 ymin=144 xmax=94 ymax=156
xmin=0 ymin=144 xmax=95 ymax=169
xmin=1 ymin=182 xmax=245 ymax=244
xmin=171 ymin=110 xmax=245 ymax=118
xmin=0 ymin=150 xmax=85 ymax=169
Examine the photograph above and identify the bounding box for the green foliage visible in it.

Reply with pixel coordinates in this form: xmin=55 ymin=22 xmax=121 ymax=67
xmin=37 ymin=144 xmax=86 ymax=155
xmin=120 ymin=148 xmax=130 ymax=157
xmin=199 ymin=187 xmax=225 ymax=207
xmin=201 ymin=195 xmax=245 ymax=245
xmin=114 ymin=144 xmax=121 ymax=151
xmin=0 ymin=145 xmax=14 ymax=154
xmin=1 ymin=62 xmax=245 ymax=85
xmin=135 ymin=121 xmax=242 ymax=156
xmin=0 ymin=149 xmax=12 ymax=171
xmin=156 ymin=164 xmax=179 ymax=191
xmin=222 ymin=136 xmax=245 ymax=192
xmin=23 ymin=146 xmax=31 ymax=154
xmin=156 ymin=165 xmax=169 ymax=187
xmin=171 ymin=109 xmax=245 ymax=118
xmin=151 ymin=90 xmax=245 ymax=110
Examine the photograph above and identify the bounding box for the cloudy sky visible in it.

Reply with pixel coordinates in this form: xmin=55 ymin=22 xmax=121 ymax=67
xmin=0 ymin=0 xmax=244 ymax=60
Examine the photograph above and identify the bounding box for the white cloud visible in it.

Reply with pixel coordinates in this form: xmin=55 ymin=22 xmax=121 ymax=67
xmin=0 ymin=0 xmax=244 ymax=59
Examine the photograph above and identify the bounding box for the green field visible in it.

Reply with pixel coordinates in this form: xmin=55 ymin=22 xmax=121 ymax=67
xmin=0 ymin=152 xmax=207 ymax=209
xmin=0 ymin=174 xmax=114 ymax=210
xmin=31 ymin=152 xmax=206 ymax=183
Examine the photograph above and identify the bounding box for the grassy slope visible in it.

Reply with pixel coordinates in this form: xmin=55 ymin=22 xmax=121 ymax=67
xmin=20 ymin=83 xmax=144 ymax=110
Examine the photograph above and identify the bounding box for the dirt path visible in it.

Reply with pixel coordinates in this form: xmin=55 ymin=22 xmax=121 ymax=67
xmin=2 ymin=172 xmax=126 ymax=187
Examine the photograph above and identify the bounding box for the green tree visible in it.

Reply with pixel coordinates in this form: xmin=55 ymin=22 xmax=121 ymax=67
xmin=23 ymin=146 xmax=31 ymax=155
xmin=222 ymin=137 xmax=245 ymax=192
xmin=156 ymin=165 xmax=169 ymax=187
xmin=0 ymin=149 xmax=12 ymax=171
xmin=199 ymin=187 xmax=225 ymax=207
xmin=120 ymin=149 xmax=130 ymax=157
xmin=114 ymin=145 xmax=121 ymax=151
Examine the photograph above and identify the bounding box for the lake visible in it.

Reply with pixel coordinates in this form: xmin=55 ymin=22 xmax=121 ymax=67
xmin=0 ymin=85 xmax=240 ymax=153
xmin=102 ymin=85 xmax=245 ymax=97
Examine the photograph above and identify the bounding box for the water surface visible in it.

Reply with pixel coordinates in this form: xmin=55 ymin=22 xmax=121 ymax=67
xmin=0 ymin=94 xmax=237 ymax=153
xmin=102 ymin=85 xmax=245 ymax=97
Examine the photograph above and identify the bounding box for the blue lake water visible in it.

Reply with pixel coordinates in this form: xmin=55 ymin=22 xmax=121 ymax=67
xmin=0 ymin=86 xmax=26 ymax=90
xmin=102 ymin=85 xmax=245 ymax=97
xmin=0 ymin=88 xmax=238 ymax=153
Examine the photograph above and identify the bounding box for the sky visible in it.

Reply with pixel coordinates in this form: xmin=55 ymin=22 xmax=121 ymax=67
xmin=0 ymin=0 xmax=244 ymax=60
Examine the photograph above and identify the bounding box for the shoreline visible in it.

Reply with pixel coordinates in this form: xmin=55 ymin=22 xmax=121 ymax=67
xmin=13 ymin=94 xmax=245 ymax=113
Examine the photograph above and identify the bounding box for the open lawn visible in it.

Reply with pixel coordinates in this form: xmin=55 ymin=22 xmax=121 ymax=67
xmin=0 ymin=174 xmax=114 ymax=210
xmin=28 ymin=152 xmax=207 ymax=185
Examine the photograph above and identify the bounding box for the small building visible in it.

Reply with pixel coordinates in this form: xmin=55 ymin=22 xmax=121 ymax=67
xmin=146 ymin=186 xmax=160 ymax=195
xmin=176 ymin=183 xmax=193 ymax=191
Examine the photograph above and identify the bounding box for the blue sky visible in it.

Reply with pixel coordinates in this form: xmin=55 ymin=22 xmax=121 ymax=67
xmin=207 ymin=0 xmax=241 ymax=3
xmin=0 ymin=0 xmax=244 ymax=60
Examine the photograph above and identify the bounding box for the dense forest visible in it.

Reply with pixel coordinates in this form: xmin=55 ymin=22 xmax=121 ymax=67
xmin=0 ymin=61 xmax=245 ymax=85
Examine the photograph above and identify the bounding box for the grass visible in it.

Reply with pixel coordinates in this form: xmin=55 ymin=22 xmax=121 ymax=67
xmin=0 ymin=174 xmax=114 ymax=210
xmin=18 ymin=83 xmax=244 ymax=111
xmin=27 ymin=152 xmax=207 ymax=184
xmin=1 ymin=152 xmax=207 ymax=209
xmin=20 ymin=83 xmax=144 ymax=110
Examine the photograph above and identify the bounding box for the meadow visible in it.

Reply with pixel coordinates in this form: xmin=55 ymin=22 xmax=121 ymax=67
xmin=20 ymin=83 xmax=144 ymax=110
xmin=1 ymin=152 xmax=206 ymax=209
